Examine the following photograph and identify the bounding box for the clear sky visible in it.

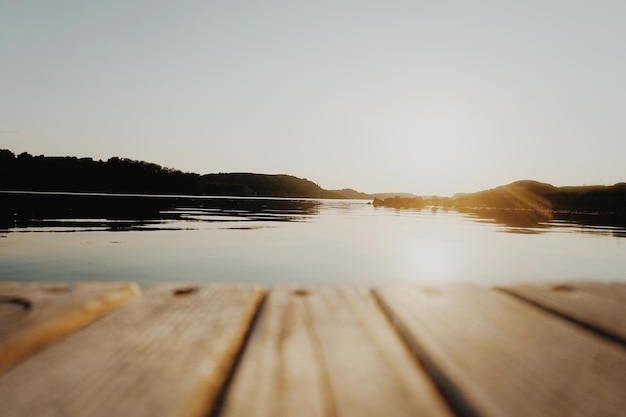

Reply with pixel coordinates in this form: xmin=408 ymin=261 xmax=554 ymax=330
xmin=1 ymin=1 xmax=625 ymax=196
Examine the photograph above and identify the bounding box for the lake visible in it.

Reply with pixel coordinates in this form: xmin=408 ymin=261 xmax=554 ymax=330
xmin=1 ymin=191 xmax=624 ymax=288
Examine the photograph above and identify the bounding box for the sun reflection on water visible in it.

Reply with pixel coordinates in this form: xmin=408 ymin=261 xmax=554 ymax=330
xmin=406 ymin=239 xmax=459 ymax=281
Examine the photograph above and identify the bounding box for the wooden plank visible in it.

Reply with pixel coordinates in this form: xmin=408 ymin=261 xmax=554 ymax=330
xmin=514 ymin=280 xmax=626 ymax=303
xmin=218 ymin=286 xmax=453 ymax=417
xmin=498 ymin=281 xmax=626 ymax=344
xmin=374 ymin=284 xmax=626 ymax=417
xmin=0 ymin=283 xmax=265 ymax=417
xmin=0 ymin=281 xmax=140 ymax=372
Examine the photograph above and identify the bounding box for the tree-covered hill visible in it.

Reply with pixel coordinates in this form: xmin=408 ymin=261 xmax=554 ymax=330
xmin=0 ymin=150 xmax=342 ymax=198
xmin=452 ymin=180 xmax=626 ymax=213
xmin=373 ymin=179 xmax=626 ymax=215
xmin=0 ymin=150 xmax=203 ymax=194
xmin=327 ymin=188 xmax=373 ymax=199
xmin=201 ymin=173 xmax=341 ymax=198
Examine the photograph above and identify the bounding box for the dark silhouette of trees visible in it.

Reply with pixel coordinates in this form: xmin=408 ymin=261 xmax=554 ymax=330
xmin=201 ymin=173 xmax=341 ymax=198
xmin=452 ymin=180 xmax=626 ymax=214
xmin=0 ymin=150 xmax=342 ymax=198
xmin=373 ymin=196 xmax=425 ymax=209
xmin=372 ymin=180 xmax=626 ymax=216
xmin=0 ymin=150 xmax=202 ymax=194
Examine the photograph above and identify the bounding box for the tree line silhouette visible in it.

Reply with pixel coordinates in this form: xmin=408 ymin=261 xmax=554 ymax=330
xmin=0 ymin=150 xmax=341 ymax=198
xmin=373 ymin=180 xmax=626 ymax=217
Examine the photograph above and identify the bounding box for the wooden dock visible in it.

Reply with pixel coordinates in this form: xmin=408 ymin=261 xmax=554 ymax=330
xmin=1 ymin=281 xmax=625 ymax=416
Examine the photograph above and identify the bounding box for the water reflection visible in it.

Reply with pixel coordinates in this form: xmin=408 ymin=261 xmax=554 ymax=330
xmin=2 ymin=192 xmax=625 ymax=287
xmin=2 ymin=191 xmax=626 ymax=238
xmin=456 ymin=207 xmax=626 ymax=238
xmin=0 ymin=191 xmax=321 ymax=232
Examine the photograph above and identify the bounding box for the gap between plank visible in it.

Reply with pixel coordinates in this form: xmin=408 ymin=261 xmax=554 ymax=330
xmin=495 ymin=288 xmax=626 ymax=348
xmin=207 ymin=292 xmax=268 ymax=417
xmin=370 ymin=289 xmax=481 ymax=417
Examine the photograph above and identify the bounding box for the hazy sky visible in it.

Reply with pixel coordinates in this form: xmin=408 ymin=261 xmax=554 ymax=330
xmin=1 ymin=1 xmax=625 ymax=195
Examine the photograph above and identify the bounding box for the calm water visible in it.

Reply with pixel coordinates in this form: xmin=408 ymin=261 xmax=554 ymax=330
xmin=1 ymin=191 xmax=624 ymax=288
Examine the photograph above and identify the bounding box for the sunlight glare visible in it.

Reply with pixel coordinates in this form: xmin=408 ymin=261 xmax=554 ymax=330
xmin=406 ymin=238 xmax=458 ymax=281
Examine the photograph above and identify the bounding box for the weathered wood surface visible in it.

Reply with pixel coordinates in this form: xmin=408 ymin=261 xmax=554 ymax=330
xmin=374 ymin=284 xmax=626 ymax=417
xmin=0 ymin=284 xmax=265 ymax=417
xmin=0 ymin=281 xmax=139 ymax=371
xmin=498 ymin=281 xmax=626 ymax=344
xmin=219 ymin=286 xmax=453 ymax=417
xmin=2 ymin=281 xmax=625 ymax=417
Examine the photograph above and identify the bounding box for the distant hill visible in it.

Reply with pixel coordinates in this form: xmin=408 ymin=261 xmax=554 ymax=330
xmin=452 ymin=180 xmax=556 ymax=211
xmin=371 ymin=192 xmax=418 ymax=199
xmin=329 ymin=188 xmax=373 ymax=199
xmin=452 ymin=180 xmax=626 ymax=213
xmin=0 ymin=149 xmax=342 ymax=198
xmin=202 ymin=173 xmax=342 ymax=198
xmin=326 ymin=190 xmax=420 ymax=200
xmin=372 ymin=180 xmax=626 ymax=214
